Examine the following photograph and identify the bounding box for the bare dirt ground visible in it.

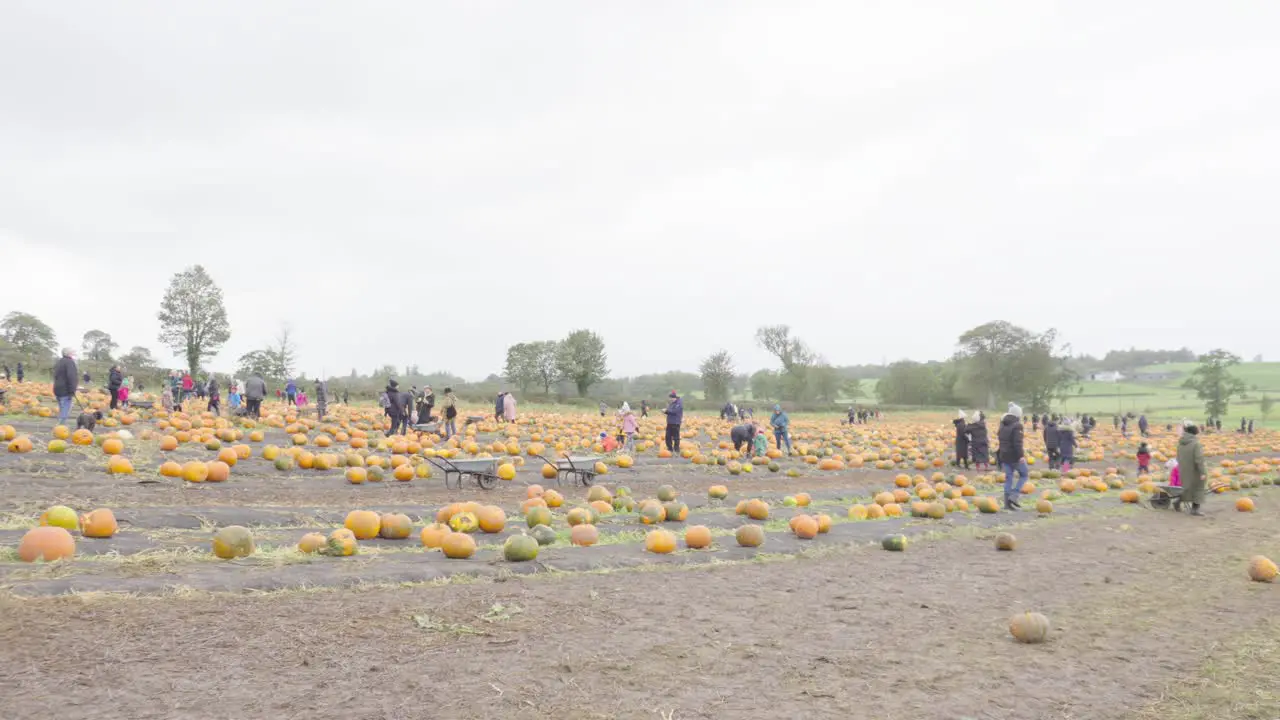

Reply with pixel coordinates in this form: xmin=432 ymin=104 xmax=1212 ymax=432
xmin=3 ymin=503 xmax=1278 ymax=720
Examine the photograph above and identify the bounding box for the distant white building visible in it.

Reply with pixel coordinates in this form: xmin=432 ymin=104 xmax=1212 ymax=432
xmin=1090 ymin=371 xmax=1124 ymax=383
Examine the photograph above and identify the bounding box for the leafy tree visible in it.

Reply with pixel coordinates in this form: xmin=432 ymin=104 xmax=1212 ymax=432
xmin=503 ymin=343 xmax=537 ymax=394
xmin=0 ymin=311 xmax=58 ymax=359
xmin=807 ymin=360 xmax=842 ymax=403
xmin=1183 ymin=350 xmax=1247 ymax=420
xmin=750 ymin=368 xmax=780 ymax=402
xmin=954 ymin=321 xmax=1075 ymax=413
xmin=81 ymin=329 xmax=118 ymax=361
xmin=699 ymin=350 xmax=735 ymax=403
xmin=1261 ymin=394 xmax=1274 ymax=422
xmin=234 ymin=327 xmax=296 ymax=382
xmin=236 ymin=350 xmax=278 ymax=381
xmin=876 ymin=361 xmax=945 ymax=405
xmin=157 ymin=265 xmax=231 ymax=376
xmin=118 ymin=346 xmax=157 ymax=371
xmin=504 ymin=341 xmax=563 ymax=395
xmin=556 ymin=330 xmax=608 ymax=396
xmin=755 ymin=325 xmax=815 ymax=401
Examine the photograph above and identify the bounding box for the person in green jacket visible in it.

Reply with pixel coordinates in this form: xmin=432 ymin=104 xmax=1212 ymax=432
xmin=1175 ymin=419 xmax=1207 ymax=516
xmin=770 ymin=405 xmax=792 ymax=454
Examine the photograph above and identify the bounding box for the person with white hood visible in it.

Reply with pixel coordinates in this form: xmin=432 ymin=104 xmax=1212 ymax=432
xmin=618 ymin=402 xmax=638 ymax=453
xmin=952 ymin=409 xmax=970 ymax=469
xmin=997 ymin=402 xmax=1029 ymax=510
xmin=966 ymin=410 xmax=990 ymax=470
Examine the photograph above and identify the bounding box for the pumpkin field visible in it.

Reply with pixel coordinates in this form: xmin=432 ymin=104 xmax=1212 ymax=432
xmin=2 ymin=381 xmax=1279 ymax=719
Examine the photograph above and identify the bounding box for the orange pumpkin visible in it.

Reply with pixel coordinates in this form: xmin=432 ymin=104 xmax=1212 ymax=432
xmin=441 ymin=531 xmax=477 ymax=559
xmin=420 ymin=523 xmax=451 ymax=549
xmin=18 ymin=526 xmax=76 ymax=562
xmin=684 ymin=525 xmax=712 ymax=549
xmin=344 ymin=510 xmax=381 ymax=540
xmin=181 ymin=461 xmax=209 ymax=483
xmin=570 ymin=523 xmax=599 ymax=546
xmin=644 ymin=529 xmax=677 ymax=554
xmin=378 ymin=513 xmax=412 ymax=539
xmin=79 ymin=508 xmax=118 ymax=538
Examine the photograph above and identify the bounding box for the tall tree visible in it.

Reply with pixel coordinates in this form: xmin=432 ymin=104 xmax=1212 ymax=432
xmin=807 ymin=360 xmax=842 ymax=403
xmin=503 ymin=343 xmax=537 ymax=394
xmin=755 ymin=325 xmax=815 ymax=401
xmin=876 ymin=361 xmax=945 ymax=405
xmin=504 ymin=341 xmax=562 ymax=395
xmin=118 ymin=346 xmax=157 ymax=370
xmin=271 ymin=325 xmax=297 ymax=380
xmin=750 ymin=368 xmax=780 ymax=402
xmin=0 ymin=311 xmax=58 ymax=358
xmin=81 ymin=329 xmax=118 ymax=361
xmin=157 ymin=265 xmax=231 ymax=375
xmin=556 ymin=330 xmax=608 ymax=396
xmin=1183 ymin=349 xmax=1247 ymax=420
xmin=955 ymin=321 xmax=1075 ymax=412
xmin=235 ymin=350 xmax=278 ymax=381
xmin=699 ymin=350 xmax=735 ymax=403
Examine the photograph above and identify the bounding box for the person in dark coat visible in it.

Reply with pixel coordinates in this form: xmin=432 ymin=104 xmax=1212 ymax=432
xmin=244 ymin=375 xmax=267 ymax=418
xmin=967 ymin=411 xmax=990 ymax=470
xmin=1248 ymin=419 xmax=1254 ymax=434
xmin=997 ymin=402 xmax=1028 ymax=510
xmin=663 ymin=391 xmax=684 ymax=453
xmin=640 ymin=400 xmax=649 ymax=418
xmin=1043 ymin=418 xmax=1060 ymax=469
xmin=386 ymin=380 xmax=408 ymax=436
xmin=1138 ymin=414 xmax=1149 ymax=437
xmin=730 ymin=422 xmax=757 ymax=452
xmin=1057 ymin=420 xmax=1077 ymax=470
xmin=207 ymin=377 xmax=220 ymax=416
xmin=1215 ymin=418 xmax=1222 ymax=431
xmin=1175 ymin=420 xmax=1206 ymax=515
xmin=952 ymin=409 xmax=970 ymax=469
xmin=53 ymin=348 xmax=79 ymax=424
xmin=495 ymin=392 xmax=505 ymax=422
xmin=107 ymin=365 xmax=124 ymax=411
xmin=314 ymin=379 xmax=327 ymax=421
xmin=16 ymin=362 xmax=24 ymax=382
xmin=1031 ymin=413 xmax=1040 ymax=431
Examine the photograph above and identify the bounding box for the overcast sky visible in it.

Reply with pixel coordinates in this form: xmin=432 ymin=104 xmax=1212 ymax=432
xmin=2 ymin=2 xmax=1278 ymax=379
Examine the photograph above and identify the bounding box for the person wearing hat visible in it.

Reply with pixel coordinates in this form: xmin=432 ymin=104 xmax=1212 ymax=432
xmin=1175 ymin=419 xmax=1207 ymax=515
xmin=1057 ymin=418 xmax=1077 ymax=471
xmin=385 ymin=379 xmax=407 ymax=436
xmin=663 ymin=391 xmax=684 ymax=453
xmin=997 ymin=402 xmax=1028 ymax=510
xmin=1042 ymin=416 xmax=1060 ymax=469
xmin=966 ymin=410 xmax=989 ymax=470
xmin=52 ymin=347 xmax=79 ymax=425
xmin=952 ymin=409 xmax=970 ymax=469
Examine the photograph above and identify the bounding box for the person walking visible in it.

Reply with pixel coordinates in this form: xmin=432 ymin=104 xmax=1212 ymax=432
xmin=16 ymin=362 xmax=24 ymax=383
xmin=998 ymin=402 xmax=1028 ymax=510
xmin=952 ymin=409 xmax=970 ymax=469
xmin=495 ymin=392 xmax=506 ymax=423
xmin=663 ymin=391 xmax=684 ymax=454
xmin=285 ymin=378 xmax=297 ymax=407
xmin=1043 ymin=417 xmax=1060 ymax=469
xmin=640 ymin=400 xmax=649 ymax=418
xmin=107 ymin=365 xmax=124 ymax=411
xmin=967 ymin=411 xmax=989 ymax=470
xmin=503 ymin=391 xmax=517 ymax=423
xmin=442 ymin=387 xmax=458 ymax=438
xmin=770 ymin=404 xmax=792 ymax=454
xmin=620 ymin=403 xmax=639 ymax=453
xmin=207 ymin=376 xmax=221 ymax=416
xmin=1175 ymin=419 xmax=1207 ymax=515
xmin=244 ymin=374 xmax=267 ymax=419
xmin=386 ymin=380 xmax=407 ymax=436
xmin=53 ymin=348 xmax=78 ymax=425
xmin=314 ymin=379 xmax=328 ymax=421
xmin=181 ymin=372 xmax=194 ymax=402
xmin=1057 ymin=419 xmax=1077 ymax=472
xmin=1138 ymin=414 xmax=1150 ymax=437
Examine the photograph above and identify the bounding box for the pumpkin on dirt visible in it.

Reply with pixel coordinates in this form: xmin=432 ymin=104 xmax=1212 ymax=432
xmin=182 ymin=461 xmax=209 ymax=483
xmin=497 ymin=463 xmax=517 ymax=481
xmin=203 ymin=460 xmax=229 ymax=482
xmin=791 ymin=514 xmax=819 ymax=539
xmin=1009 ymin=612 xmax=1051 ymax=643
xmin=525 ymin=506 xmax=552 ymax=528
xmin=1035 ymin=498 xmax=1054 ymax=515
xmin=79 ymin=509 xmax=118 ymax=538
xmin=814 ymin=513 xmax=832 ymax=533
xmin=420 ymin=523 xmax=451 ymax=549
xmin=638 ymin=503 xmax=665 ymax=525
xmin=72 ymin=428 xmax=95 ymax=446
xmin=441 ymin=532 xmax=477 ymax=559
xmin=1248 ymin=555 xmax=1278 ymax=582
xmin=994 ymin=532 xmax=1017 ymax=551
xmin=101 ymin=437 xmax=124 ymax=455
xmin=18 ymin=526 xmax=76 ymax=562
xmin=540 ymin=463 xmax=558 ymax=480
xmin=735 ymin=524 xmax=765 ymax=548
xmin=476 ymin=505 xmax=507 ymax=533
xmin=298 ymin=532 xmax=327 ymax=553
xmin=324 ymin=529 xmax=358 ymax=556
xmin=212 ymin=526 xmax=255 ymax=559
xmin=684 ymin=525 xmax=712 ymax=549
xmin=543 ymin=489 xmax=564 ymax=508
xmin=587 ymin=486 xmax=612 ymax=503
xmin=503 ymin=534 xmax=540 ymax=562
xmin=1235 ymin=497 xmax=1255 ymax=512
xmin=345 ymin=510 xmax=381 ymax=539
xmin=530 ymin=524 xmax=558 ymax=546
xmin=708 ymin=485 xmax=728 ymax=500
xmin=1119 ymin=489 xmax=1140 ymax=503
xmin=881 ymin=534 xmax=908 ymax=552
xmin=848 ymin=504 xmax=869 ymax=520
xmin=8 ymin=436 xmax=34 ymax=453
xmin=448 ymin=511 xmax=479 ymax=534
xmin=566 ymin=507 xmax=592 ymax=527
xmin=345 ymin=467 xmax=368 ymax=484
xmin=379 ymin=513 xmax=412 ymax=539
xmin=570 ymin=523 xmax=599 ymax=546
xmin=662 ymin=502 xmax=688 ymax=523
xmin=40 ymin=505 xmax=79 ymax=531
xmin=745 ymin=499 xmax=769 ymax=520
xmin=644 ymin=529 xmax=677 ymax=554
xmin=656 ymin=484 xmax=678 ymax=502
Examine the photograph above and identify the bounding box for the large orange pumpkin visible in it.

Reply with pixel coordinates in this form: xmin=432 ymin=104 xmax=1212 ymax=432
xmin=378 ymin=513 xmax=412 ymax=539
xmin=420 ymin=523 xmax=451 ymax=549
xmin=18 ymin=526 xmax=76 ymax=562
xmin=79 ymin=508 xmax=118 ymax=538
xmin=441 ymin=532 xmax=477 ymax=559
xmin=205 ymin=461 xmax=230 ymax=482
xmin=344 ymin=510 xmax=381 ymax=540
xmin=644 ymin=529 xmax=677 ymax=554
xmin=476 ymin=505 xmax=506 ymax=533
xmin=570 ymin=523 xmax=599 ymax=546
xmin=181 ymin=461 xmax=209 ymax=483
xmin=684 ymin=525 xmax=712 ymax=549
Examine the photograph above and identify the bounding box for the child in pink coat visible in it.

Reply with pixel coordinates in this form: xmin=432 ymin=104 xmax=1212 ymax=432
xmin=1167 ymin=459 xmax=1181 ymax=487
